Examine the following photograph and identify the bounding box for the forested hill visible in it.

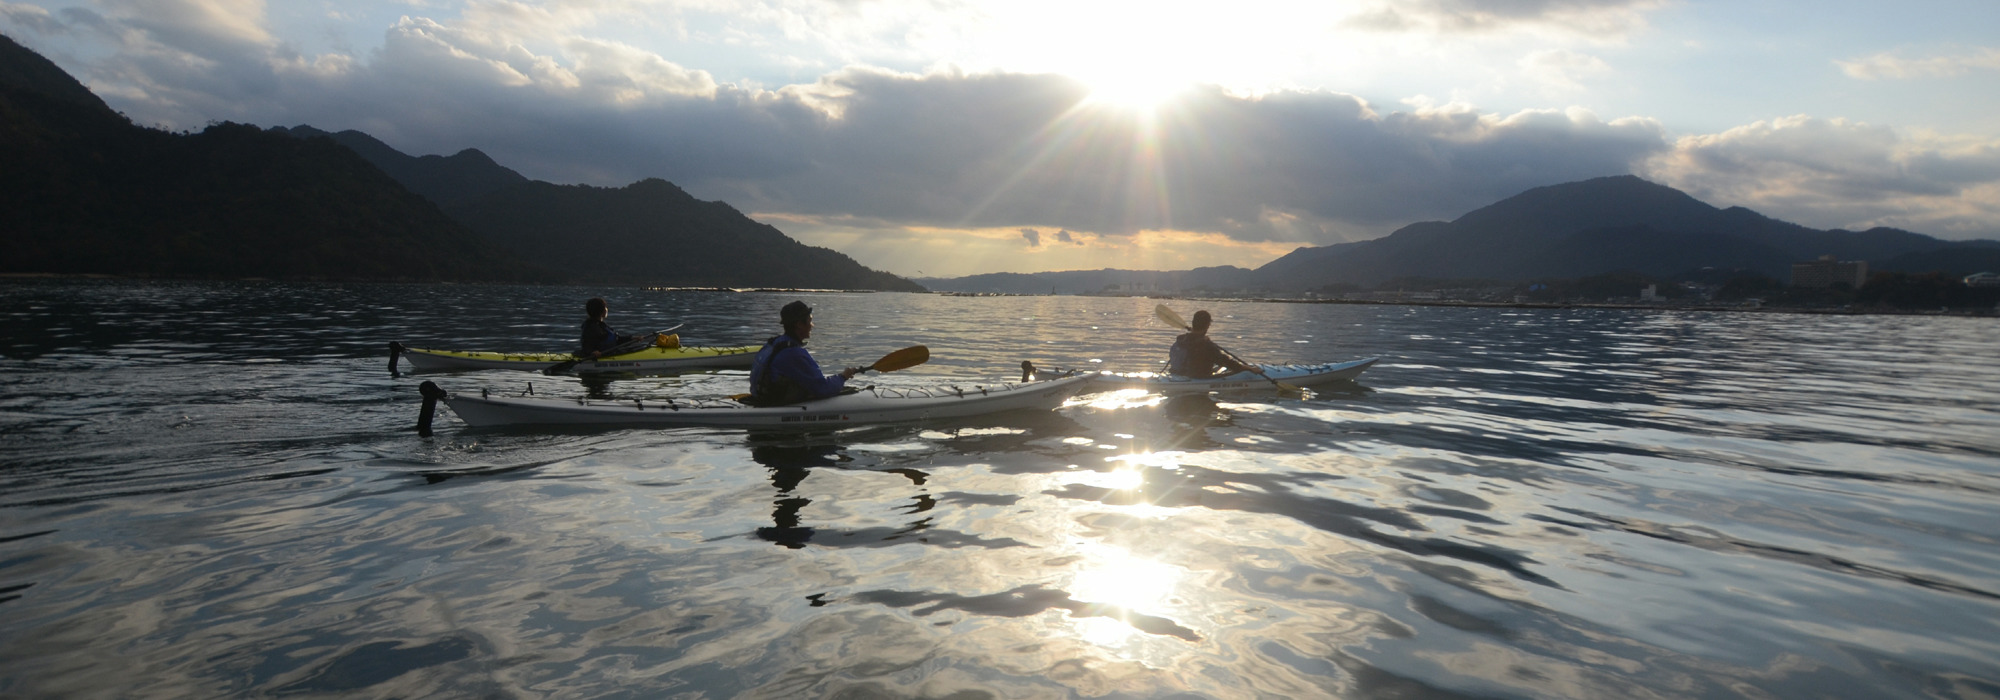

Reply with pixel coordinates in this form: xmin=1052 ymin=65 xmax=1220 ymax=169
xmin=446 ymin=178 xmax=926 ymax=291
xmin=269 ymin=125 xmax=529 ymax=209
xmin=1250 ymin=175 xmax=2000 ymax=288
xmin=1 ymin=32 xmax=921 ymax=290
xmin=274 ymin=125 xmax=925 ymax=291
xmin=0 ymin=34 xmax=537 ymax=282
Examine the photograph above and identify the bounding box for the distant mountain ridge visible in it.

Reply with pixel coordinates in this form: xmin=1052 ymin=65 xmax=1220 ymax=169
xmin=927 ymin=176 xmax=2000 ymax=293
xmin=273 ymin=125 xmax=925 ymax=291
xmin=1 ymin=33 xmax=531 ymax=282
xmin=919 ymin=266 xmax=1255 ymax=295
xmin=1253 ymin=175 xmax=2000 ymax=288
xmin=447 ymin=178 xmax=926 ymax=291
xmin=270 ymin=126 xmax=529 ymax=208
xmin=0 ymin=31 xmax=921 ymax=289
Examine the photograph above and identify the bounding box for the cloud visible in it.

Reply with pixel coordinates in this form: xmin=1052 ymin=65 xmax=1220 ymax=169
xmin=1519 ymin=49 xmax=1610 ymax=91
xmin=1837 ymin=47 xmax=2000 ymax=80
xmin=1644 ymin=115 xmax=2000 ymax=239
xmin=0 ymin=3 xmax=65 ymax=36
xmin=0 ymin=9 xmax=1672 ymax=245
xmin=13 ymin=4 xmax=1994 ymax=267
xmin=102 ymin=0 xmax=272 ymax=49
xmin=1343 ymin=0 xmax=1665 ymax=36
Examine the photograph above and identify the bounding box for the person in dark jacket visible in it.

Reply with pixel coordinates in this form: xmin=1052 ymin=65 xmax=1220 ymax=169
xmin=747 ymin=301 xmax=861 ymax=405
xmin=579 ymin=297 xmax=635 ymax=358
xmin=1168 ymin=310 xmax=1256 ymax=378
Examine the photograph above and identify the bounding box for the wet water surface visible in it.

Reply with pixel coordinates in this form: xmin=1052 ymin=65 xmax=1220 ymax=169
xmin=2 ymin=280 xmax=1997 ymax=698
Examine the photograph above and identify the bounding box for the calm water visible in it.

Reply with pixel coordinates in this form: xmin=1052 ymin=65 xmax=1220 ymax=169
xmin=3 ymin=280 xmax=1998 ymax=699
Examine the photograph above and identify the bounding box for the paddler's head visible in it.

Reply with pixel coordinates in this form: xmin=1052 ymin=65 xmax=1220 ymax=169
xmin=586 ymin=297 xmax=608 ymax=321
xmin=781 ymin=300 xmax=813 ymax=340
xmin=1191 ymin=310 xmax=1212 ymax=335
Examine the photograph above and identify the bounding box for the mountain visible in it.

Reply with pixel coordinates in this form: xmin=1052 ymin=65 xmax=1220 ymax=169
xmin=276 ymin=125 xmax=925 ymax=291
xmin=1251 ymin=175 xmax=1999 ymax=288
xmin=444 ymin=178 xmax=926 ymax=291
xmin=0 ymin=34 xmax=539 ymax=282
xmin=269 ymin=125 xmax=528 ymax=209
xmin=916 ymin=176 xmax=1999 ymax=294
xmin=918 ymin=266 xmax=1255 ymax=294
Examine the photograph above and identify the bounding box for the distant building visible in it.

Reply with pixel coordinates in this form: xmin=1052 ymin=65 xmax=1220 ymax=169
xmin=1639 ymin=284 xmax=1658 ymax=301
xmin=1966 ymin=272 xmax=2000 ymax=288
xmin=1791 ymin=255 xmax=1868 ymax=288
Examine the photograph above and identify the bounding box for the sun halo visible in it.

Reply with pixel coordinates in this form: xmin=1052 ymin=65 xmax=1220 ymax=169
xmin=1076 ymin=72 xmax=1191 ymax=112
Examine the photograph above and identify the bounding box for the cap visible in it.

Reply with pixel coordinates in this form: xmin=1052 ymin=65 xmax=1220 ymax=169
xmin=780 ymin=300 xmax=812 ymax=326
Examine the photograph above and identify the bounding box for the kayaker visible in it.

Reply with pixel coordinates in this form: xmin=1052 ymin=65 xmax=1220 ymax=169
xmin=579 ymin=297 xmax=635 ymax=359
xmin=747 ymin=301 xmax=862 ymax=405
xmin=1168 ymin=310 xmax=1258 ymax=379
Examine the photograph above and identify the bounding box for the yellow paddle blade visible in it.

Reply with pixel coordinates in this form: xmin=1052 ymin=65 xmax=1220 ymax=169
xmin=869 ymin=345 xmax=930 ymax=373
xmin=1154 ymin=304 xmax=1189 ymax=331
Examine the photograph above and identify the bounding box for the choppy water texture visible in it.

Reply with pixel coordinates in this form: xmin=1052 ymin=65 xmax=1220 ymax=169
xmin=2 ymin=280 xmax=1998 ymax=699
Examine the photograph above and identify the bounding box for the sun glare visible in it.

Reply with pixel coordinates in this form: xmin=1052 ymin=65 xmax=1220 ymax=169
xmin=1079 ymin=73 xmax=1190 ymax=112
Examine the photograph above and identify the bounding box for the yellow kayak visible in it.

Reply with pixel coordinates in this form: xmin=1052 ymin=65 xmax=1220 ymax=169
xmin=396 ymin=341 xmax=759 ymax=374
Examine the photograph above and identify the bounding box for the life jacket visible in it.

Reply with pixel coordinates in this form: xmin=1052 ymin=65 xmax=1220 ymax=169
xmin=581 ymin=319 xmax=621 ymax=354
xmin=1167 ymin=333 xmax=1195 ymax=376
xmin=748 ymin=335 xmax=811 ymax=407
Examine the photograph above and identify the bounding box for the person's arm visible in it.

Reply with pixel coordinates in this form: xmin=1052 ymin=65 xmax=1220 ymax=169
xmin=774 ymin=348 xmax=850 ymax=398
xmin=1204 ymin=337 xmax=1255 ymax=375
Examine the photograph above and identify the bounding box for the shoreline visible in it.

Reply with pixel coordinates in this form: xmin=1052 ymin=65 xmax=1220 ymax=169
xmin=5 ymin=275 xmax=1992 ymax=317
xmin=1161 ymin=295 xmax=2000 ymax=318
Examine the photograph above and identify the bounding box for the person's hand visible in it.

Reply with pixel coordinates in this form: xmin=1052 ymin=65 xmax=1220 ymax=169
xmin=841 ymin=366 xmax=863 ymax=379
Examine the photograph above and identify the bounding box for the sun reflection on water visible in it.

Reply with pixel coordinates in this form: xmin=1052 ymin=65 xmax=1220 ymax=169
xmin=1071 ymin=387 xmax=1163 ymax=410
xmin=1065 ymin=545 xmax=1188 ymax=649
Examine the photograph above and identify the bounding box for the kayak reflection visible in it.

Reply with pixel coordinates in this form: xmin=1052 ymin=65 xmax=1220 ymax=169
xmin=746 ymin=435 xmax=942 ymax=550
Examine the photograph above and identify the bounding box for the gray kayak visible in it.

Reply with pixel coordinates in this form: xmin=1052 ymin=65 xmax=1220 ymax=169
xmin=441 ymin=374 xmax=1096 ymax=428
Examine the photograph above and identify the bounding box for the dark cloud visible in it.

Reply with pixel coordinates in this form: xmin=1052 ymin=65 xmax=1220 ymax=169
xmin=1020 ymin=228 xmax=1041 ymax=247
xmin=0 ymin=4 xmax=67 ymax=36
xmin=4 ymin=6 xmax=1675 ymax=246
xmin=26 ymin=9 xmax=1991 ymax=244
xmin=1645 ymin=116 xmax=2000 ymax=239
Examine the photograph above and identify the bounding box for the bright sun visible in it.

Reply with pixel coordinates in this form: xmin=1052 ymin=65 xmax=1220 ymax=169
xmin=1079 ymin=73 xmax=1190 ymax=111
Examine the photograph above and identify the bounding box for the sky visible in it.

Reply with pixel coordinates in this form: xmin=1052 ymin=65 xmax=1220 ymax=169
xmin=4 ymin=0 xmax=1998 ymax=278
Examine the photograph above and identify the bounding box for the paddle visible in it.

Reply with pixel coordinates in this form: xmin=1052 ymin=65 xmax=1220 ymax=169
xmin=731 ymin=345 xmax=930 ymax=401
xmin=865 ymin=345 xmax=930 ymax=373
xmin=1154 ymin=304 xmax=1304 ymax=396
xmin=544 ymin=323 xmax=685 ymax=376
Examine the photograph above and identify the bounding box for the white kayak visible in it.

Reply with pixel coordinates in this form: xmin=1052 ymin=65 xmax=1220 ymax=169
xmin=440 ymin=374 xmax=1096 ymax=428
xmin=395 ymin=342 xmax=760 ymax=374
xmin=1090 ymin=358 xmax=1378 ymax=394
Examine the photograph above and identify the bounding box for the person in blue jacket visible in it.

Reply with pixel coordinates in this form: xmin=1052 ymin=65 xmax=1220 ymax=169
xmin=748 ymin=301 xmax=862 ymax=405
